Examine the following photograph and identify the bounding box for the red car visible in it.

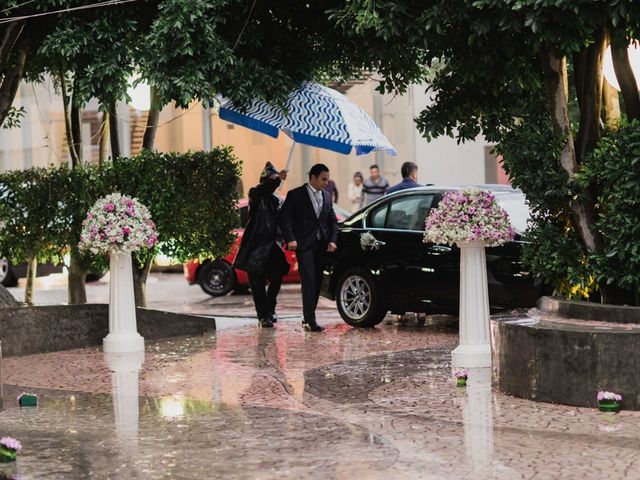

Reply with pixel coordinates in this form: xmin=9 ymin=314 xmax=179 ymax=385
xmin=184 ymin=199 xmax=349 ymax=296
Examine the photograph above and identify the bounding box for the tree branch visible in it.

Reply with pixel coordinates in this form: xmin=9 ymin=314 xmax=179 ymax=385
xmin=611 ymin=35 xmax=640 ymax=121
xmin=142 ymin=86 xmax=160 ymax=151
xmin=0 ymin=45 xmax=27 ymax=127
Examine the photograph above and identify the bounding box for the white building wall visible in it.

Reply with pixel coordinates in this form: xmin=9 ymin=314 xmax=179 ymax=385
xmin=411 ymin=84 xmax=488 ymax=185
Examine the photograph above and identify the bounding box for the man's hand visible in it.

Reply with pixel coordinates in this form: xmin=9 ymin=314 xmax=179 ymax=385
xmin=279 ymin=170 xmax=288 ymax=181
xmin=287 ymin=241 xmax=297 ymax=251
xmin=327 ymin=242 xmax=337 ymax=253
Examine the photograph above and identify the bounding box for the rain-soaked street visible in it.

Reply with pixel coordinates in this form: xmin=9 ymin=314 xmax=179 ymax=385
xmin=1 ymin=274 xmax=639 ymax=479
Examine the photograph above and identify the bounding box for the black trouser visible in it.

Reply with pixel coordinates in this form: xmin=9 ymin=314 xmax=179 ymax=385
xmin=248 ymin=248 xmax=284 ymax=320
xmin=297 ymin=240 xmax=327 ymax=324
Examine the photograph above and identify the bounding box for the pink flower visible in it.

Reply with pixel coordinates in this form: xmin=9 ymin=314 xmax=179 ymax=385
xmin=0 ymin=437 xmax=22 ymax=451
xmin=104 ymin=203 xmax=115 ymax=212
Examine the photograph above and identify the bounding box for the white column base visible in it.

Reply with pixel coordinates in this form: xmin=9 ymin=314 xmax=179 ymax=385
xmin=104 ymin=252 xmax=144 ymax=353
xmin=103 ymin=333 xmax=145 ymax=353
xmin=452 ymin=344 xmax=492 ymax=368
xmin=453 ymin=241 xmax=492 ymax=369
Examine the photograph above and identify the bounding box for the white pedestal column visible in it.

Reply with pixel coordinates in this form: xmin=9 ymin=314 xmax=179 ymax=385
xmin=104 ymin=351 xmax=144 ymax=444
xmin=462 ymin=367 xmax=494 ymax=470
xmin=452 ymin=241 xmax=491 ymax=368
xmin=103 ymin=252 xmax=144 ymax=353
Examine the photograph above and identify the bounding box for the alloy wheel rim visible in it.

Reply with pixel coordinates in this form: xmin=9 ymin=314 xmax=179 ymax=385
xmin=207 ymin=269 xmax=228 ymax=292
xmin=340 ymin=274 xmax=371 ymax=320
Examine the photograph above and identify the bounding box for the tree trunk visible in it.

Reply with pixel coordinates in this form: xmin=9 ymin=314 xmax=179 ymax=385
xmin=611 ymin=35 xmax=640 ymax=121
xmin=540 ymin=47 xmax=602 ymax=253
xmin=71 ymin=79 xmax=83 ymax=166
xmin=142 ymin=86 xmax=160 ymax=150
xmin=108 ymin=99 xmax=121 ymax=159
xmin=99 ymin=110 xmax=110 ymax=163
xmin=24 ymin=255 xmax=37 ymax=305
xmin=132 ymin=258 xmax=152 ymax=308
xmin=0 ymin=22 xmax=26 ymax=127
xmin=602 ymin=80 xmax=621 ymax=128
xmin=575 ymin=26 xmax=606 ymax=164
xmin=60 ymin=71 xmax=80 ymax=167
xmin=68 ymin=250 xmax=87 ymax=304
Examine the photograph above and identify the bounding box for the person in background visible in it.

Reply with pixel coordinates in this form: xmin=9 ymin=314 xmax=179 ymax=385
xmin=348 ymin=171 xmax=364 ymax=211
xmin=233 ymin=162 xmax=289 ymax=328
xmin=361 ymin=164 xmax=389 ymax=206
xmin=386 ymin=161 xmax=420 ymax=194
xmin=326 ymin=179 xmax=339 ymax=203
xmin=280 ymin=164 xmax=338 ymax=332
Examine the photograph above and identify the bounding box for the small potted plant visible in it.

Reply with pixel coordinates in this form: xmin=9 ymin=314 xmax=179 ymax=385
xmin=454 ymin=369 xmax=469 ymax=387
xmin=597 ymin=391 xmax=622 ymax=413
xmin=16 ymin=392 xmax=37 ymax=407
xmin=0 ymin=437 xmax=22 ymax=463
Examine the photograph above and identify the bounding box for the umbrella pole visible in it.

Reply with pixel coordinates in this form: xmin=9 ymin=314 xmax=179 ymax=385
xmin=279 ymin=141 xmax=296 ymax=191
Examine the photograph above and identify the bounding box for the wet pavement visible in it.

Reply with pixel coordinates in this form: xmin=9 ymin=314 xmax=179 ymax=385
xmin=2 ymin=274 xmax=640 ymax=478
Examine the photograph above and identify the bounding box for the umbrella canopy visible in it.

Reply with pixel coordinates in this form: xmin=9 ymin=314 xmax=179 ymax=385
xmin=219 ymin=82 xmax=397 ymax=156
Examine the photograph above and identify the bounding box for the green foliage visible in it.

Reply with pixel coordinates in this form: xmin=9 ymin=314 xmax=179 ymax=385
xmin=104 ymin=149 xmax=242 ymax=264
xmin=580 ymin=121 xmax=640 ymax=292
xmin=1 ymin=107 xmax=25 ymax=129
xmin=0 ymin=167 xmax=67 ymax=264
xmin=0 ymin=149 xmax=241 ymax=274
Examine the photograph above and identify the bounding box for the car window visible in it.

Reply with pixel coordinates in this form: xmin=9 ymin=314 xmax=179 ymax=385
xmin=368 ymin=204 xmax=388 ymax=228
xmin=386 ymin=195 xmax=435 ymax=231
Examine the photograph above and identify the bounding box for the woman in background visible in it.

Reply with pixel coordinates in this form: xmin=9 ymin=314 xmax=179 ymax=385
xmin=348 ymin=171 xmax=364 ymax=212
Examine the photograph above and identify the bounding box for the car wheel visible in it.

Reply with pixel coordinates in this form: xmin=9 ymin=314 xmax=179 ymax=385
xmin=336 ymin=268 xmax=387 ymax=328
xmin=0 ymin=258 xmax=18 ymax=287
xmin=198 ymin=260 xmax=236 ymax=297
xmin=86 ymin=270 xmax=107 ymax=282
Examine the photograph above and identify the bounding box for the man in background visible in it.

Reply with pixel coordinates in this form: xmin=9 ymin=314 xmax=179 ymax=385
xmin=361 ymin=164 xmax=389 ymax=206
xmin=386 ymin=162 xmax=420 ymax=194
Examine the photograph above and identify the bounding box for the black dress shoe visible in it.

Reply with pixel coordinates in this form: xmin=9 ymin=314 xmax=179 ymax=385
xmin=258 ymin=317 xmax=274 ymax=328
xmin=302 ymin=319 xmax=323 ymax=332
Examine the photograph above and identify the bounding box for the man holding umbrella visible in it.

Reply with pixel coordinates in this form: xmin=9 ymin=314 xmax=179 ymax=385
xmin=234 ymin=162 xmax=289 ymax=328
xmin=280 ymin=164 xmax=338 ymax=332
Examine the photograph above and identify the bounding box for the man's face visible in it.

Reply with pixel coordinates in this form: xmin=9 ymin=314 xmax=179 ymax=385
xmin=370 ymin=167 xmax=380 ymax=180
xmin=410 ymin=168 xmax=418 ymax=181
xmin=310 ymin=171 xmax=330 ymax=191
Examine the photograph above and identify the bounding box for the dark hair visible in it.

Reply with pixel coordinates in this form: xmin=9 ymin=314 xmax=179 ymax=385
xmin=401 ymin=161 xmax=418 ymax=178
xmin=370 ymin=164 xmax=379 ymax=171
xmin=353 ymin=171 xmax=363 ymax=180
xmin=309 ymin=163 xmax=329 ymax=179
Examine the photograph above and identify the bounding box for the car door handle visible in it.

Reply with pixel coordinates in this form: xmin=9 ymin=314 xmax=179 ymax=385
xmin=360 ymin=232 xmax=386 ymax=251
xmin=429 ymin=245 xmax=452 ymax=253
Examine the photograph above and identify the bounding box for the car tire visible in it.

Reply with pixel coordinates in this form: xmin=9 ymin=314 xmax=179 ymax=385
xmin=0 ymin=258 xmax=18 ymax=287
xmin=336 ymin=268 xmax=387 ymax=328
xmin=198 ymin=260 xmax=236 ymax=297
xmin=86 ymin=270 xmax=107 ymax=282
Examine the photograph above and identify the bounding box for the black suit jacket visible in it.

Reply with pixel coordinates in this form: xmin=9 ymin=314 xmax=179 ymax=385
xmin=280 ymin=184 xmax=338 ymax=251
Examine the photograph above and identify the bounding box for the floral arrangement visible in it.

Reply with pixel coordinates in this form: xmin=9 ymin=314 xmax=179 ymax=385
xmin=360 ymin=232 xmax=383 ymax=251
xmin=453 ymin=369 xmax=469 ymax=387
xmin=16 ymin=392 xmax=37 ymax=407
xmin=79 ymin=193 xmax=158 ymax=255
xmin=424 ymin=190 xmax=515 ymax=247
xmin=597 ymin=391 xmax=622 ymax=413
xmin=0 ymin=437 xmax=21 ymax=463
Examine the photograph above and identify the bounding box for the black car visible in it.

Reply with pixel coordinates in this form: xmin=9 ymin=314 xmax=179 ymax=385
xmin=0 ymin=257 xmax=64 ymax=287
xmin=321 ymin=185 xmax=549 ymax=327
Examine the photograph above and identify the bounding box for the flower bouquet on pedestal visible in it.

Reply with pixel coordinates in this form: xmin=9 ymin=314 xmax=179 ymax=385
xmin=424 ymin=190 xmax=514 ymax=368
xmin=79 ymin=193 xmax=158 ymax=353
xmin=79 ymin=193 xmax=158 ymax=256
xmin=0 ymin=438 xmax=21 ymax=463
xmin=597 ymin=391 xmax=622 ymax=413
xmin=454 ymin=369 xmax=469 ymax=387
xmin=423 ymin=190 xmax=515 ymax=247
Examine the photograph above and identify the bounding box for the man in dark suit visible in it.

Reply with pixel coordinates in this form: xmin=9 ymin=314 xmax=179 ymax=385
xmin=280 ymin=164 xmax=338 ymax=332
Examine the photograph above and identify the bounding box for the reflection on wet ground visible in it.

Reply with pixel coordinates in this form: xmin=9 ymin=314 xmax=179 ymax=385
xmin=1 ymin=317 xmax=639 ymax=479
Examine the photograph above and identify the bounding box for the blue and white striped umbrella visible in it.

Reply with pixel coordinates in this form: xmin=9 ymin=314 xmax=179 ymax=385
xmin=219 ymin=82 xmax=397 ymax=158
